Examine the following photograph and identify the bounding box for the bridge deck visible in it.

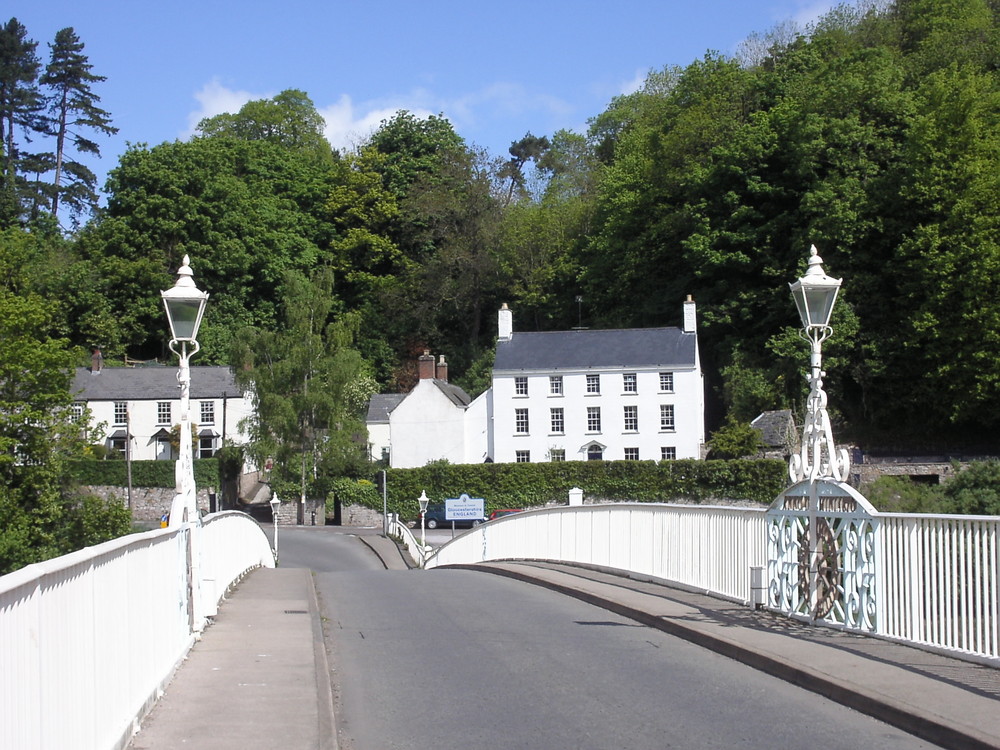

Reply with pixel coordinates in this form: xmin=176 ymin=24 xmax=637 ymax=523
xmin=128 ymin=554 xmax=1000 ymax=750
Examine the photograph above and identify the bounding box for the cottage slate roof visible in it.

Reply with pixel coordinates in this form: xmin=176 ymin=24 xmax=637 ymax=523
xmin=493 ymin=328 xmax=696 ymax=372
xmin=366 ymin=393 xmax=406 ymax=423
xmin=433 ymin=380 xmax=472 ymax=407
xmin=72 ymin=366 xmax=243 ymax=401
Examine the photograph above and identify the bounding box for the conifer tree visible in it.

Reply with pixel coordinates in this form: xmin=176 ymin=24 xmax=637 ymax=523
xmin=0 ymin=18 xmax=42 ymax=226
xmin=40 ymin=27 xmax=116 ymax=220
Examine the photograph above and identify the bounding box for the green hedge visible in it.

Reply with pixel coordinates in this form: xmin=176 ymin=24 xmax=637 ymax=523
xmin=67 ymin=459 xmax=221 ymax=489
xmin=333 ymin=459 xmax=787 ymax=519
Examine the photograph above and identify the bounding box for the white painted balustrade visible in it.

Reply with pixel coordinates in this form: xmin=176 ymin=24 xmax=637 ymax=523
xmin=878 ymin=513 xmax=1000 ymax=661
xmin=426 ymin=504 xmax=769 ymax=603
xmin=0 ymin=512 xmax=274 ymax=750
xmin=427 ymin=502 xmax=1000 ymax=664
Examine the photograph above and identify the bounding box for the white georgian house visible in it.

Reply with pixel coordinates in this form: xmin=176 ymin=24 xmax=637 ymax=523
xmin=367 ymin=298 xmax=705 ymax=466
xmin=491 ymin=298 xmax=704 ymax=463
xmin=72 ymin=354 xmax=250 ymax=461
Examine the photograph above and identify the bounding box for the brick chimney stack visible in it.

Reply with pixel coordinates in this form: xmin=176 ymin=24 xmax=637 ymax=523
xmin=91 ymin=348 xmax=103 ymax=374
xmin=418 ymin=350 xmax=435 ymax=379
xmin=436 ymin=355 xmax=448 ymax=382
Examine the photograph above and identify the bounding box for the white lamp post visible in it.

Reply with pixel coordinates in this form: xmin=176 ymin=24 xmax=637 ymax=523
xmin=162 ymin=254 xmax=210 ymax=631
xmin=788 ymin=245 xmax=850 ymax=484
xmin=418 ymin=490 xmax=430 ymax=560
xmin=161 ymin=255 xmax=210 ymax=525
xmin=270 ymin=495 xmax=281 ymax=560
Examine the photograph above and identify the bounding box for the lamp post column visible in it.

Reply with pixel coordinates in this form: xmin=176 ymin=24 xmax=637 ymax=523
xmin=162 ymin=254 xmax=210 ymax=631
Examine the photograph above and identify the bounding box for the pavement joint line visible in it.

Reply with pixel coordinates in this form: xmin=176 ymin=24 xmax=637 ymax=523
xmin=307 ymin=569 xmax=339 ymax=750
xmin=444 ymin=561 xmax=1000 ymax=750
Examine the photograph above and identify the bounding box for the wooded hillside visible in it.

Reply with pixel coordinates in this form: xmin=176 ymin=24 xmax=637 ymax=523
xmin=4 ymin=0 xmax=1000 ymax=451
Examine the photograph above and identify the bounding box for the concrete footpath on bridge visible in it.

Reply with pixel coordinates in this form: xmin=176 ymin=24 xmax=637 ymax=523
xmin=128 ymin=537 xmax=1000 ymax=750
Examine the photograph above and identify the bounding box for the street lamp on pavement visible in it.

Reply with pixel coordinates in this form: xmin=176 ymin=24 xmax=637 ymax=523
xmin=788 ymin=245 xmax=849 ymax=484
xmin=270 ymin=495 xmax=281 ymax=561
xmin=418 ymin=490 xmax=430 ymax=560
xmin=161 ymin=254 xmax=210 ymax=630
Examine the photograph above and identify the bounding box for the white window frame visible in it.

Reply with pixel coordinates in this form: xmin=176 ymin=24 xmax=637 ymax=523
xmin=550 ymin=407 xmax=564 ymax=434
xmin=624 ymin=447 xmax=640 ymax=461
xmin=660 ymin=404 xmax=675 ymax=431
xmin=549 ymin=376 xmax=563 ymax=395
xmin=661 ymin=446 xmax=677 ymax=460
xmin=659 ymin=372 xmax=674 ymax=392
xmin=623 ymin=405 xmax=638 ymax=432
xmin=623 ymin=373 xmax=637 ymax=393
xmin=514 ymin=376 xmax=528 ymax=396
xmin=157 ymin=401 xmax=172 ymax=426
xmin=586 ymin=374 xmax=600 ymax=394
xmin=200 ymin=400 xmax=215 ymax=425
xmin=515 ymin=450 xmax=531 ymax=463
xmin=587 ymin=406 xmax=601 ymax=433
xmin=515 ymin=408 xmax=529 ymax=434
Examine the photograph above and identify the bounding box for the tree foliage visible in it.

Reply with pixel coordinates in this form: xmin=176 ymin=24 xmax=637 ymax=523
xmin=0 ymin=19 xmax=114 ymax=227
xmin=231 ymin=269 xmax=375 ymax=508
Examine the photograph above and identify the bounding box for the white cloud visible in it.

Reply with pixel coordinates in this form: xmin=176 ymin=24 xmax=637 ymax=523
xmin=183 ymin=79 xmax=575 ymax=156
xmin=620 ymin=69 xmax=649 ymax=96
xmin=184 ymin=78 xmax=264 ymax=136
xmin=319 ymin=94 xmax=435 ymax=152
xmin=787 ymin=1 xmax=837 ymax=28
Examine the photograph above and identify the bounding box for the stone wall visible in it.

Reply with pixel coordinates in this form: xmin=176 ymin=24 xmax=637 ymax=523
xmin=855 ymin=461 xmax=958 ymax=487
xmin=83 ymin=486 xmax=215 ymax=524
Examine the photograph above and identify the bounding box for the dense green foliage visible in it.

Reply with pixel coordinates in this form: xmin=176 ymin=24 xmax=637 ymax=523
xmin=4 ymin=0 xmax=993 ymax=450
xmin=864 ymin=460 xmax=1000 ymax=515
xmin=65 ymin=458 xmax=220 ymax=489
xmin=332 ymin=460 xmax=787 ymax=519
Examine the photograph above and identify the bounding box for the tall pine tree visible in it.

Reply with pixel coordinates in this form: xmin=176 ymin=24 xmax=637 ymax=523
xmin=0 ymin=18 xmax=43 ymax=226
xmin=40 ymin=27 xmax=116 ymax=221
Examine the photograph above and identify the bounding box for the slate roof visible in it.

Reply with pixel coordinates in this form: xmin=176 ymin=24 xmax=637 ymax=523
xmin=72 ymin=366 xmax=243 ymax=401
xmin=751 ymin=410 xmax=796 ymax=448
xmin=494 ymin=328 xmax=696 ymax=372
xmin=365 ymin=381 xmax=471 ymax=424
xmin=433 ymin=380 xmax=472 ymax=407
xmin=366 ymin=393 xmax=406 ymax=423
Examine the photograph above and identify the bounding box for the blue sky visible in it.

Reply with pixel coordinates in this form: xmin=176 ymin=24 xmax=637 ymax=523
xmin=16 ymin=1 xmax=836 ymax=192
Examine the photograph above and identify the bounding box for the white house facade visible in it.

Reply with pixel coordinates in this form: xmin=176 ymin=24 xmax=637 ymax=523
xmin=491 ymin=299 xmax=704 ymax=463
xmin=72 ymin=362 xmax=250 ymax=461
xmin=366 ymin=299 xmax=706 ymax=467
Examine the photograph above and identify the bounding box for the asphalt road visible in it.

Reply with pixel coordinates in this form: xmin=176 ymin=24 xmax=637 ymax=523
xmin=278 ymin=527 xmax=936 ymax=750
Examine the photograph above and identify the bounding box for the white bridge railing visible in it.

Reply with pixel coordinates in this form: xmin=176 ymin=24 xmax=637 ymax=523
xmin=879 ymin=513 xmax=999 ymax=661
xmin=426 ymin=502 xmax=1000 ymax=664
xmin=0 ymin=511 xmax=274 ymax=750
xmin=426 ymin=504 xmax=768 ymax=603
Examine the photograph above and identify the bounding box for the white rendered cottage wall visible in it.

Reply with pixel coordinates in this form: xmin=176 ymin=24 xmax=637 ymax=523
xmin=462 ymin=390 xmax=492 ymax=464
xmin=367 ymin=421 xmax=391 ymax=463
xmin=389 ymin=380 xmax=469 ymax=468
xmin=491 ymin=366 xmax=704 ymax=463
xmin=86 ymin=395 xmax=250 ymax=461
